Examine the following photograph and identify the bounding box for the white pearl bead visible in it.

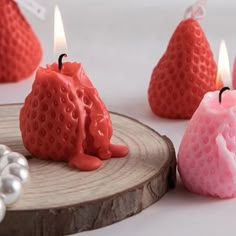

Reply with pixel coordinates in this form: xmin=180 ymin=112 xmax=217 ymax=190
xmin=0 ymin=197 xmax=6 ymax=223
xmin=0 ymin=152 xmax=28 ymax=173
xmin=0 ymin=145 xmax=11 ymax=157
xmin=2 ymin=163 xmax=29 ymax=184
xmin=0 ymin=175 xmax=22 ymax=206
xmin=0 ymin=148 xmax=29 ymax=222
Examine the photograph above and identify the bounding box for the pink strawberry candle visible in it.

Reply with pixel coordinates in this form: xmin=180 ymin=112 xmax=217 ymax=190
xmin=178 ymin=88 xmax=236 ymax=198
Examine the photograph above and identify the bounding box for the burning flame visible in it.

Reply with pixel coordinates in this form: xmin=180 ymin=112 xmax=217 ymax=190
xmin=54 ymin=5 xmax=67 ymax=56
xmin=217 ymin=40 xmax=231 ymax=88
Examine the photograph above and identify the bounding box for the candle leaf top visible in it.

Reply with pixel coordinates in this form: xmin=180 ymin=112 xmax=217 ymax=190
xmin=184 ymin=0 xmax=207 ymax=21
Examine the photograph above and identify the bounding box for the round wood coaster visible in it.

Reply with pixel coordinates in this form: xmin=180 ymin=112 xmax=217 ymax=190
xmin=0 ymin=104 xmax=176 ymax=236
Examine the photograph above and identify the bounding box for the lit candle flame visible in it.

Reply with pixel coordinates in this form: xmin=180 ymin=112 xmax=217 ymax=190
xmin=216 ymin=40 xmax=231 ymax=88
xmin=54 ymin=5 xmax=67 ymax=56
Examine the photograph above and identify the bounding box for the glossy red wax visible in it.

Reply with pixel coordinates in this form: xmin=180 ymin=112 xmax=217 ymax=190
xmin=20 ymin=61 xmax=129 ymax=171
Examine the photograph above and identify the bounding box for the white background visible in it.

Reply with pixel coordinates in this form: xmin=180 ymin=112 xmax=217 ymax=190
xmin=1 ymin=1 xmax=236 ymax=235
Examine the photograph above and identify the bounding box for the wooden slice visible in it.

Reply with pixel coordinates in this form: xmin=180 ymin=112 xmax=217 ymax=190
xmin=0 ymin=104 xmax=176 ymax=236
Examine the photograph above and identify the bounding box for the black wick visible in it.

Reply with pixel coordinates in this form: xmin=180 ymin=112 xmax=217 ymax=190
xmin=58 ymin=53 xmax=67 ymax=70
xmin=219 ymin=87 xmax=230 ymax=104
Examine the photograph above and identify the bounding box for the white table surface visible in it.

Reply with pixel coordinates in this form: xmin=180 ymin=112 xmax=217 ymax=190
xmin=1 ymin=1 xmax=236 ymax=235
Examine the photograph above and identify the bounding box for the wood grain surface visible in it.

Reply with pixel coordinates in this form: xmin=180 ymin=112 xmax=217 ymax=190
xmin=0 ymin=104 xmax=176 ymax=236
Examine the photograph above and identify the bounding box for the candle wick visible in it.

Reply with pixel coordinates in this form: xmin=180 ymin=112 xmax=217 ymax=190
xmin=58 ymin=53 xmax=68 ymax=70
xmin=219 ymin=87 xmax=230 ymax=104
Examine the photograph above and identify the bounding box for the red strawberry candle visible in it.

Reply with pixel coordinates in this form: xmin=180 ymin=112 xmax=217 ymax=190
xmin=178 ymin=87 xmax=236 ymax=198
xmin=0 ymin=0 xmax=42 ymax=83
xmin=19 ymin=54 xmax=129 ymax=171
xmin=148 ymin=0 xmax=222 ymax=119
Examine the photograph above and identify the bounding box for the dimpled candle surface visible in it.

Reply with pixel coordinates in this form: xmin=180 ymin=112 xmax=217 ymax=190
xmin=178 ymin=90 xmax=236 ymax=198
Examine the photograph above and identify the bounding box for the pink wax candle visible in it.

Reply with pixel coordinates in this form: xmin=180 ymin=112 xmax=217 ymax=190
xmin=178 ymin=88 xmax=236 ymax=198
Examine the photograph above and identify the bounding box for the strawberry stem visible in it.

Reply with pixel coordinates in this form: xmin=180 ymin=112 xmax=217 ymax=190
xmin=58 ymin=54 xmax=68 ymax=70
xmin=219 ymin=87 xmax=230 ymax=104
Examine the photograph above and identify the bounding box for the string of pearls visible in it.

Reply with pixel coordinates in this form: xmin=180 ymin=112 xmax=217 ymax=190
xmin=0 ymin=144 xmax=29 ymax=223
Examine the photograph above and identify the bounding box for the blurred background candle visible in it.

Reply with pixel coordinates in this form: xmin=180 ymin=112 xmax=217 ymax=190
xmin=0 ymin=0 xmax=42 ymax=83
xmin=232 ymin=56 xmax=236 ymax=89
